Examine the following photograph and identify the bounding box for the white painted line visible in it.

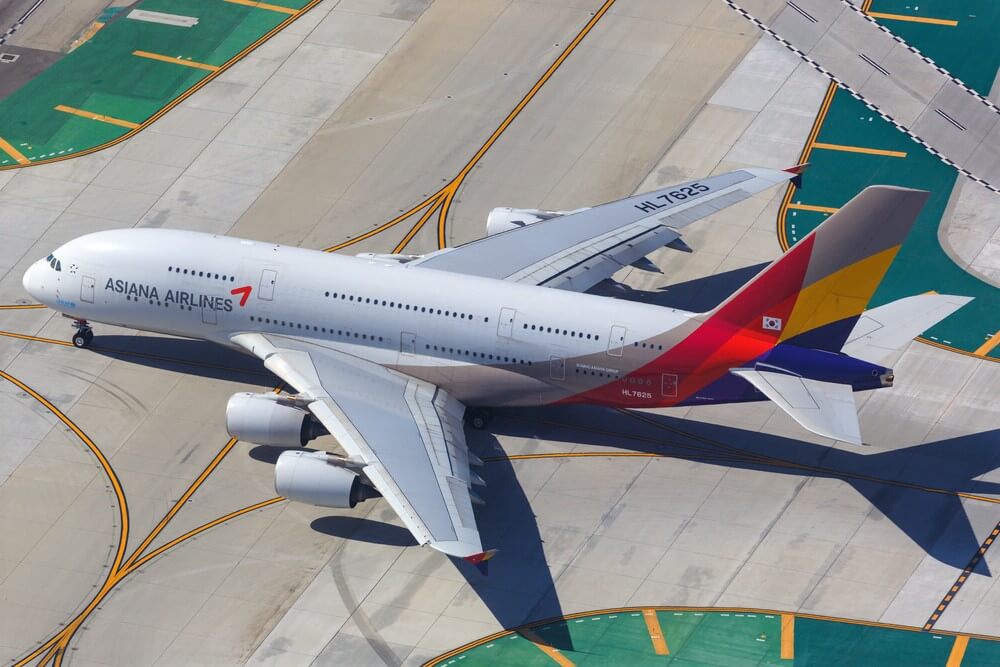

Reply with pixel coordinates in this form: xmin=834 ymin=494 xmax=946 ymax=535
xmin=127 ymin=9 xmax=198 ymax=27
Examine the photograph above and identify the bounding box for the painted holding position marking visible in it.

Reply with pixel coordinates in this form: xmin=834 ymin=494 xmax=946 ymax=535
xmin=21 ymin=167 xmax=972 ymax=566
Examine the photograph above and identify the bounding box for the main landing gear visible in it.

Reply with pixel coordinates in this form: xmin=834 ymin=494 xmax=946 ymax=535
xmin=466 ymin=407 xmax=493 ymax=430
xmin=71 ymin=319 xmax=94 ymax=348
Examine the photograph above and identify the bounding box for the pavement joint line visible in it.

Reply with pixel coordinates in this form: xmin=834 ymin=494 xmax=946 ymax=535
xmin=840 ymin=0 xmax=1000 ymax=115
xmin=224 ymin=0 xmax=298 ymax=14
xmin=0 ymin=136 xmax=30 ymax=164
xmin=132 ymin=49 xmax=220 ymax=71
xmin=812 ymin=141 xmax=907 ymax=158
xmin=53 ymin=104 xmax=140 ymax=129
xmin=781 ymin=614 xmax=795 ymax=659
xmin=925 ymin=521 xmax=1000 ymax=631
xmin=973 ymin=330 xmax=1000 ymax=357
xmin=724 ymin=0 xmax=1000 ymax=194
xmin=517 ymin=628 xmax=576 ymax=667
xmin=787 ymin=202 xmax=839 ymax=214
xmin=867 ymin=11 xmax=958 ymax=27
xmin=642 ymin=609 xmax=669 ymax=655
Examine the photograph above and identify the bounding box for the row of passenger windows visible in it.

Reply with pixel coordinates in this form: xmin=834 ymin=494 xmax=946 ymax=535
xmin=424 ymin=344 xmax=532 ymax=365
xmin=523 ymin=323 xmax=599 ymax=341
xmin=248 ymin=315 xmax=386 ymax=342
xmin=634 ymin=341 xmax=665 ymax=351
xmin=168 ymin=266 xmax=236 ymax=282
xmin=324 ymin=291 xmax=486 ymax=322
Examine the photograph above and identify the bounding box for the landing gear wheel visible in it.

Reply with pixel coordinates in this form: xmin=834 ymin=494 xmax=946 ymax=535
xmin=467 ymin=408 xmax=493 ymax=430
xmin=71 ymin=323 xmax=93 ymax=348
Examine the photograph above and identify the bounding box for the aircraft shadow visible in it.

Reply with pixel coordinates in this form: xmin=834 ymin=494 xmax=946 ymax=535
xmin=491 ymin=405 xmax=1000 ymax=575
xmin=450 ymin=433 xmax=573 ymax=650
xmin=90 ymin=334 xmax=275 ymax=386
xmin=590 ymin=262 xmax=768 ymax=311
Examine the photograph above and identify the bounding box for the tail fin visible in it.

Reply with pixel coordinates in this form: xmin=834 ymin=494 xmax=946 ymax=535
xmin=705 ymin=185 xmax=929 ymax=352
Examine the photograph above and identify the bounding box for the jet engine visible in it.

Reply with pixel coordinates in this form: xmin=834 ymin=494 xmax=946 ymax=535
xmin=355 ymin=252 xmax=420 ymax=265
xmin=225 ymin=392 xmax=325 ymax=447
xmin=486 ymin=207 xmax=578 ymax=236
xmin=275 ymin=450 xmax=379 ymax=508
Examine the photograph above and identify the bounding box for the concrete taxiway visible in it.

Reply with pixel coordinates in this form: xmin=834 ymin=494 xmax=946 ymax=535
xmin=1 ymin=0 xmax=998 ymax=665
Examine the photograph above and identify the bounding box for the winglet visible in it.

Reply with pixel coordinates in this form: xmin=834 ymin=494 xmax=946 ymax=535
xmin=464 ymin=549 xmax=499 ymax=575
xmin=783 ymin=162 xmax=810 ymax=188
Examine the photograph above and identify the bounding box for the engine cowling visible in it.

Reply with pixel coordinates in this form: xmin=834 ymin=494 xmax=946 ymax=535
xmin=275 ymin=450 xmax=378 ymax=508
xmin=354 ymin=252 xmax=420 ymax=265
xmin=486 ymin=207 xmax=566 ymax=236
xmin=225 ymin=392 xmax=324 ymax=447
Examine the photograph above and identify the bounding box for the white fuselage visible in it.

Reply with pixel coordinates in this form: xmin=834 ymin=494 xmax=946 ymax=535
xmin=23 ymin=229 xmax=694 ymax=406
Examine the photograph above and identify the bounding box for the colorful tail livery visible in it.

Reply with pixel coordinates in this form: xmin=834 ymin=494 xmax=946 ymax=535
xmin=661 ymin=186 xmax=970 ymax=444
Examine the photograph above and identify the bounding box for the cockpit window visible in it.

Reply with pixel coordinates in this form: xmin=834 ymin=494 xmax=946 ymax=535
xmin=47 ymin=255 xmax=62 ymax=271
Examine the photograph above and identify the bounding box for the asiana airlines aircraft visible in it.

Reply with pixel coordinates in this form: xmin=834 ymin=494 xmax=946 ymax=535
xmin=21 ymin=166 xmax=970 ymax=570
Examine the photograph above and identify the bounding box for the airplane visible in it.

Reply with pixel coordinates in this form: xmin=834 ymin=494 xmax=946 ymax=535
xmin=21 ymin=166 xmax=971 ymax=569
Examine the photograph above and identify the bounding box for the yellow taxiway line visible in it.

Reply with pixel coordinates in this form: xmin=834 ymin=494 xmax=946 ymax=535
xmin=812 ymin=141 xmax=907 ymax=158
xmin=947 ymin=635 xmax=970 ymax=665
xmin=133 ymin=50 xmax=220 ymax=72
xmin=781 ymin=614 xmax=795 ymax=659
xmin=518 ymin=628 xmax=576 ymax=667
xmin=787 ymin=203 xmax=839 ymax=214
xmin=868 ymin=11 xmax=958 ymax=27
xmin=0 ymin=137 xmax=30 ymax=165
xmin=974 ymin=331 xmax=1000 ymax=358
xmin=225 ymin=0 xmax=298 ymax=14
xmin=54 ymin=104 xmax=140 ymax=129
xmin=642 ymin=609 xmax=669 ymax=655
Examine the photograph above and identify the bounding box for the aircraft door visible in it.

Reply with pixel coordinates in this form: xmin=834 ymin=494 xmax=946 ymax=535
xmin=497 ymin=307 xmax=516 ymax=338
xmin=661 ymin=373 xmax=678 ymax=397
xmin=549 ymin=356 xmax=565 ymax=380
xmin=400 ymin=331 xmax=416 ymax=355
xmin=607 ymin=325 xmax=627 ymax=357
xmin=258 ymin=269 xmax=277 ymax=301
xmin=202 ymin=305 xmax=218 ymax=325
xmin=81 ymin=275 xmax=95 ymax=303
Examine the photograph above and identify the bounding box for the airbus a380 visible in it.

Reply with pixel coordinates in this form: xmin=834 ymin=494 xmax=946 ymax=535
xmin=21 ymin=166 xmax=970 ymax=568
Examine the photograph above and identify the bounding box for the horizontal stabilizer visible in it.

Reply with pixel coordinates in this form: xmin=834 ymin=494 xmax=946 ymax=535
xmin=731 ymin=369 xmax=863 ymax=445
xmin=842 ymin=294 xmax=973 ymax=364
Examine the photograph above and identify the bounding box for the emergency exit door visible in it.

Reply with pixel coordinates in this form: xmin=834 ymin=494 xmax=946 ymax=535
xmin=81 ymin=275 xmax=95 ymax=303
xmin=258 ymin=269 xmax=277 ymax=300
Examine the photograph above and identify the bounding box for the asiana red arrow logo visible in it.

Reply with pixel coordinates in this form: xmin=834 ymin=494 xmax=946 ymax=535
xmin=231 ymin=285 xmax=252 ymax=306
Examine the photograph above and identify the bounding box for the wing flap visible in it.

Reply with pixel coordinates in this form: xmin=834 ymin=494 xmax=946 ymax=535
xmin=732 ymin=369 xmax=863 ymax=445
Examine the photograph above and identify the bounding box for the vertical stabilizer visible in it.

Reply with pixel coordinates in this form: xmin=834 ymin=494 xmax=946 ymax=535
xmin=703 ymin=186 xmax=929 ymax=352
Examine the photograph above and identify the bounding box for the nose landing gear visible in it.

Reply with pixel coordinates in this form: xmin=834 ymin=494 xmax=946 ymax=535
xmin=71 ymin=319 xmax=94 ymax=348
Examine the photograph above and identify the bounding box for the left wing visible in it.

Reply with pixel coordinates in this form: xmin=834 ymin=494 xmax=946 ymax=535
xmin=232 ymin=333 xmax=489 ymax=562
xmin=406 ymin=165 xmax=804 ymax=292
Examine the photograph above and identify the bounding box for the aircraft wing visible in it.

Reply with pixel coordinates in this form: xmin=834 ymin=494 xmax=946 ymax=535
xmin=231 ymin=333 xmax=489 ymax=562
xmin=407 ymin=166 xmax=803 ymax=292
xmin=731 ymin=368 xmax=863 ymax=445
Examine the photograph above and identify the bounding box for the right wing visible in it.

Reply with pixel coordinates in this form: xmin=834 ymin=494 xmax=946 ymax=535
xmin=842 ymin=294 xmax=973 ymax=364
xmin=731 ymin=369 xmax=863 ymax=445
xmin=406 ymin=166 xmax=804 ymax=292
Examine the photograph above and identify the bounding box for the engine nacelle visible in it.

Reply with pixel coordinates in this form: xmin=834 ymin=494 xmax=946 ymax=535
xmin=485 ymin=207 xmax=563 ymax=236
xmin=275 ymin=450 xmax=378 ymax=508
xmin=225 ymin=392 xmax=324 ymax=447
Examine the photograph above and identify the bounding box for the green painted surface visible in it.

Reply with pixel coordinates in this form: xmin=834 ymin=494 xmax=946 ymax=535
xmin=436 ymin=610 xmax=1000 ymax=666
xmin=960 ymin=636 xmax=1000 ymax=666
xmin=0 ymin=0 xmax=311 ymax=166
xmin=867 ymin=0 xmax=1000 ymax=95
xmin=780 ymin=1 xmax=1000 ymax=358
xmin=793 ymin=618 xmax=953 ymax=666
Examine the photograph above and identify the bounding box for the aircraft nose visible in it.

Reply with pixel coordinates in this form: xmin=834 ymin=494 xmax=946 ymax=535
xmin=22 ymin=261 xmax=42 ymax=300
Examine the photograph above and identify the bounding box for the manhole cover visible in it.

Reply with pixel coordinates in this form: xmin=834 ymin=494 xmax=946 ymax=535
xmin=0 ymin=53 xmax=19 ymax=63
